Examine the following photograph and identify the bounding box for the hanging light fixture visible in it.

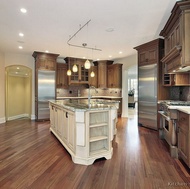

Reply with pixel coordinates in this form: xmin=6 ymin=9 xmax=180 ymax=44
xmin=67 ymin=56 xmax=72 ymax=76
xmin=90 ymin=70 xmax=95 ymax=77
xmin=72 ymin=58 xmax=78 ymax=72
xmin=84 ymin=59 xmax=91 ymax=69
xmin=72 ymin=64 xmax=78 ymax=72
xmin=90 ymin=49 xmax=95 ymax=77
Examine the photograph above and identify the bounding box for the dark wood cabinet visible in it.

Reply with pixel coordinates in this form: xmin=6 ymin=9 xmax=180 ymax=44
xmin=56 ymin=63 xmax=68 ymax=88
xmin=160 ymin=1 xmax=190 ymax=73
xmin=178 ymin=111 xmax=190 ymax=168
xmin=32 ymin=51 xmax=58 ymax=71
xmin=64 ymin=57 xmax=89 ymax=85
xmin=89 ymin=66 xmax=98 ymax=87
xmin=107 ymin=64 xmax=122 ymax=88
xmin=94 ymin=60 xmax=113 ymax=88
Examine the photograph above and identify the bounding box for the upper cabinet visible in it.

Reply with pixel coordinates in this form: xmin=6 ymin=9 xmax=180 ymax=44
xmin=89 ymin=66 xmax=98 ymax=87
xmin=107 ymin=64 xmax=123 ymax=88
xmin=160 ymin=1 xmax=190 ymax=73
xmin=56 ymin=63 xmax=68 ymax=88
xmin=134 ymin=38 xmax=164 ymax=66
xmin=94 ymin=60 xmax=114 ymax=88
xmin=32 ymin=51 xmax=59 ymax=71
xmin=64 ymin=57 xmax=89 ymax=85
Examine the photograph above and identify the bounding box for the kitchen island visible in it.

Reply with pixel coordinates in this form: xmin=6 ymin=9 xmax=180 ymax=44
xmin=49 ymin=99 xmax=119 ymax=165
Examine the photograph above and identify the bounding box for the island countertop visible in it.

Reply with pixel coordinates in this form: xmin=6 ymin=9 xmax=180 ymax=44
xmin=56 ymin=96 xmax=122 ymax=100
xmin=49 ymin=99 xmax=120 ymax=112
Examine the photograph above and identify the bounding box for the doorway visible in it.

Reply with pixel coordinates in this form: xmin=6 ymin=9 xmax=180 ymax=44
xmin=5 ymin=65 xmax=32 ymax=121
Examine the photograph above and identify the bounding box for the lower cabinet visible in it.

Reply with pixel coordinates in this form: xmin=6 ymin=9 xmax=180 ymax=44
xmin=49 ymin=102 xmax=116 ymax=165
xmin=178 ymin=111 xmax=190 ymax=167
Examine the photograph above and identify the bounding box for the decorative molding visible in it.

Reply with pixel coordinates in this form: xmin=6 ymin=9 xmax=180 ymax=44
xmin=7 ymin=114 xmax=29 ymax=121
xmin=0 ymin=117 xmax=6 ymax=124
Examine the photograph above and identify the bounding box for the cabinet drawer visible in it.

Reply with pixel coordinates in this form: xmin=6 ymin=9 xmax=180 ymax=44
xmin=178 ymin=111 xmax=189 ymax=129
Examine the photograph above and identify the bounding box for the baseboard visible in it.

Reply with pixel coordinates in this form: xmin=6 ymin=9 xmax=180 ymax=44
xmin=7 ymin=114 xmax=29 ymax=121
xmin=0 ymin=117 xmax=6 ymax=124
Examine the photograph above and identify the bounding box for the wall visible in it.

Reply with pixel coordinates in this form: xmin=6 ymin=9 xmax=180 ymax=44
xmin=6 ymin=75 xmax=31 ymax=120
xmin=114 ymin=54 xmax=138 ymax=117
xmin=0 ymin=52 xmax=5 ymax=123
xmin=0 ymin=53 xmax=35 ymax=123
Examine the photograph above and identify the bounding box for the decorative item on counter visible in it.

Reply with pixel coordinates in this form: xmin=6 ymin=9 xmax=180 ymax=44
xmin=128 ymin=89 xmax=135 ymax=96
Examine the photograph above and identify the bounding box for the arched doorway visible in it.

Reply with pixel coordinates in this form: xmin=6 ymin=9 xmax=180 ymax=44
xmin=5 ymin=65 xmax=32 ymax=121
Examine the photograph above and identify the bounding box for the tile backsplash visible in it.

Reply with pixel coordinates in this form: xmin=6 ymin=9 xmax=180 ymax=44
xmin=57 ymin=86 xmax=122 ymax=98
xmin=170 ymin=86 xmax=190 ymax=101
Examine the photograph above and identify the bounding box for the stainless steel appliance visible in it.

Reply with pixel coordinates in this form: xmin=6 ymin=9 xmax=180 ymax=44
xmin=138 ymin=64 xmax=158 ymax=130
xmin=36 ymin=70 xmax=56 ymax=120
xmin=158 ymin=101 xmax=190 ymax=157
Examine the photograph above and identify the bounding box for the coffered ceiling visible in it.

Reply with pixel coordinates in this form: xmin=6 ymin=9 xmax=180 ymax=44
xmin=0 ymin=0 xmax=177 ymax=61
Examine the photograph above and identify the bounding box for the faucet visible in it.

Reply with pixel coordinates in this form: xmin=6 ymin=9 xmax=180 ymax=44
xmin=88 ymin=86 xmax=98 ymax=107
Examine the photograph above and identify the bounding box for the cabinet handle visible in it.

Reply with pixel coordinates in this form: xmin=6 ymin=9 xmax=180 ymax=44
xmin=66 ymin=112 xmax=68 ymax=118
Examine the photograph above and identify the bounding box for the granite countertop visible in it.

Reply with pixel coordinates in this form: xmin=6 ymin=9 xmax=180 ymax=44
xmin=49 ymin=99 xmax=120 ymax=112
xmin=56 ymin=96 xmax=122 ymax=100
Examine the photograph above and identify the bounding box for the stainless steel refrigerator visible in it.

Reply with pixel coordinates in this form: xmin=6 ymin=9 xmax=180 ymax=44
xmin=138 ymin=64 xmax=157 ymax=130
xmin=36 ymin=70 xmax=56 ymax=120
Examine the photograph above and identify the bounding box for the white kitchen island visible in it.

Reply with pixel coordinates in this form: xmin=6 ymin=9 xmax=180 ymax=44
xmin=49 ymin=99 xmax=119 ymax=165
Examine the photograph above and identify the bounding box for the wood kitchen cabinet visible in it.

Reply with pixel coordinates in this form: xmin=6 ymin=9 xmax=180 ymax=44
xmin=160 ymin=1 xmax=190 ymax=73
xmin=94 ymin=60 xmax=113 ymax=88
xmin=32 ymin=51 xmax=58 ymax=71
xmin=56 ymin=63 xmax=68 ymax=88
xmin=64 ymin=57 xmax=89 ymax=85
xmin=163 ymin=73 xmax=190 ymax=86
xmin=89 ymin=66 xmax=98 ymax=87
xmin=178 ymin=111 xmax=190 ymax=168
xmin=107 ymin=63 xmax=123 ymax=88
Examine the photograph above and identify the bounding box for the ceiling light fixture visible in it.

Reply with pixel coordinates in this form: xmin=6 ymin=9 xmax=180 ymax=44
xmin=19 ymin=33 xmax=24 ymax=37
xmin=20 ymin=8 xmax=27 ymax=13
xmin=18 ymin=46 xmax=23 ymax=49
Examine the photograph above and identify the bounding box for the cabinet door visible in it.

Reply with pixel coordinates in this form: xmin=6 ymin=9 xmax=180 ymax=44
xmin=50 ymin=105 xmax=55 ymax=130
xmin=107 ymin=64 xmax=122 ymax=88
xmin=67 ymin=110 xmax=75 ymax=152
xmin=98 ymin=62 xmax=107 ymax=88
xmin=89 ymin=66 xmax=98 ymax=87
xmin=178 ymin=111 xmax=189 ymax=166
xmin=62 ymin=110 xmax=68 ymax=143
xmin=138 ymin=47 xmax=158 ymax=66
xmin=56 ymin=63 xmax=68 ymax=88
xmin=37 ymin=57 xmax=56 ymax=70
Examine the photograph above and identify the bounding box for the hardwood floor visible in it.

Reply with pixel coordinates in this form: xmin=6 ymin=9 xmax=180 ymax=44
xmin=0 ymin=116 xmax=190 ymax=189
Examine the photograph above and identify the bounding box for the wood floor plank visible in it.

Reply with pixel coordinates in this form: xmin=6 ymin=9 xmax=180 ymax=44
xmin=0 ymin=116 xmax=190 ymax=189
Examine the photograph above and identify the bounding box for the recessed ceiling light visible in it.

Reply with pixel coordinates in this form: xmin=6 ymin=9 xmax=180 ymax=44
xmin=18 ymin=46 xmax=23 ymax=49
xmin=20 ymin=8 xmax=27 ymax=13
xmin=19 ymin=33 xmax=24 ymax=37
xmin=109 ymin=55 xmax=112 ymax=58
xmin=106 ymin=28 xmax=114 ymax=32
xmin=17 ymin=67 xmax=20 ymax=69
xmin=119 ymin=51 xmax=123 ymax=54
xmin=45 ymin=50 xmax=49 ymax=53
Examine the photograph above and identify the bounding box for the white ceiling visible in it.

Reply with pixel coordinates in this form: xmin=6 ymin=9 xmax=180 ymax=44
xmin=0 ymin=0 xmax=176 ymax=61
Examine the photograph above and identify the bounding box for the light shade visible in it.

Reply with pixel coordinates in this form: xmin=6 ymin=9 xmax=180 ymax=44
xmin=84 ymin=59 xmax=91 ymax=69
xmin=90 ymin=71 xmax=95 ymax=77
xmin=67 ymin=69 xmax=71 ymax=76
xmin=72 ymin=64 xmax=78 ymax=72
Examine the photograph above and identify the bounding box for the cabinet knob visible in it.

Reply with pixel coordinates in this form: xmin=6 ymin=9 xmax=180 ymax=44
xmin=66 ymin=112 xmax=68 ymax=118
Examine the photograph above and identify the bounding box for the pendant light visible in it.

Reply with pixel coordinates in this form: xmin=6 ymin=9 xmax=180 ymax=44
xmin=67 ymin=59 xmax=71 ymax=76
xmin=90 ymin=71 xmax=95 ymax=77
xmin=72 ymin=58 xmax=78 ymax=72
xmin=90 ymin=49 xmax=95 ymax=77
xmin=72 ymin=64 xmax=78 ymax=72
xmin=84 ymin=59 xmax=91 ymax=69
